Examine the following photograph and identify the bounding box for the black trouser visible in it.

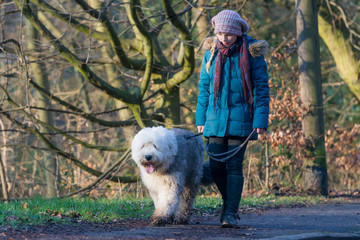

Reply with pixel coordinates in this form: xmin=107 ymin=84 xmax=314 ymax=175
xmin=208 ymin=136 xmax=248 ymax=177
xmin=208 ymin=136 xmax=248 ymax=222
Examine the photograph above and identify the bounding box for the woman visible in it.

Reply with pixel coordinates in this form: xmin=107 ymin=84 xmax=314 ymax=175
xmin=196 ymin=10 xmax=269 ymax=228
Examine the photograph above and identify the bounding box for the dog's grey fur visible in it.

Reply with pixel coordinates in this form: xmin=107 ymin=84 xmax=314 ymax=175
xmin=131 ymin=126 xmax=204 ymax=226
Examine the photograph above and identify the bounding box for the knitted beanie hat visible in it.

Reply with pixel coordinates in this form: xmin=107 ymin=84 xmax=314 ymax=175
xmin=211 ymin=10 xmax=249 ymax=36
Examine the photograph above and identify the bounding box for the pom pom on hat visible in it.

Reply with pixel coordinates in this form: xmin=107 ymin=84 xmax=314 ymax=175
xmin=211 ymin=10 xmax=249 ymax=36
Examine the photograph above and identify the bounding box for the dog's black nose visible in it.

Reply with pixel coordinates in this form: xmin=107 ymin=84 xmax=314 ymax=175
xmin=145 ymin=155 xmax=152 ymax=161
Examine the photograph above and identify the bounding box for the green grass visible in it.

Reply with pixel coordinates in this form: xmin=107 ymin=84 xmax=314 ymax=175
xmin=0 ymin=195 xmax=330 ymax=229
xmin=0 ymin=197 xmax=154 ymax=228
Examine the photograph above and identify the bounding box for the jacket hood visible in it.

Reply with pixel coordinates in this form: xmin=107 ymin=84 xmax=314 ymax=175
xmin=202 ymin=35 xmax=269 ymax=58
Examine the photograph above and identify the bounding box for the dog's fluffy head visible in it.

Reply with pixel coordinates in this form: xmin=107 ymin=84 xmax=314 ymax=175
xmin=131 ymin=126 xmax=178 ymax=174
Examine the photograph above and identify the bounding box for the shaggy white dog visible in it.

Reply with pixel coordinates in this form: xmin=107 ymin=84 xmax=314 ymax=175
xmin=131 ymin=126 xmax=204 ymax=226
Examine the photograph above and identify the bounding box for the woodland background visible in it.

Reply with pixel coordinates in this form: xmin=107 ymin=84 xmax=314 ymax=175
xmin=0 ymin=0 xmax=359 ymax=200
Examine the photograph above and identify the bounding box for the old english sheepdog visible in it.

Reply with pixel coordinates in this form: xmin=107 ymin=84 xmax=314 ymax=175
xmin=131 ymin=126 xmax=204 ymax=226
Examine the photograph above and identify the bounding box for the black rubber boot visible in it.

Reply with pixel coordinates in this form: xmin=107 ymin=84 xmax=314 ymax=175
xmin=213 ymin=176 xmax=227 ymax=223
xmin=200 ymin=160 xmax=214 ymax=186
xmin=221 ymin=175 xmax=244 ymax=228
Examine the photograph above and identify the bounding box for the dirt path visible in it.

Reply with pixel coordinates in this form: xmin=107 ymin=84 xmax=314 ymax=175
xmin=2 ymin=201 xmax=360 ymax=240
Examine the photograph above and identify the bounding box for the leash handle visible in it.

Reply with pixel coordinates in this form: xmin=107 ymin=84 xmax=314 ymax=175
xmin=206 ymin=129 xmax=257 ymax=162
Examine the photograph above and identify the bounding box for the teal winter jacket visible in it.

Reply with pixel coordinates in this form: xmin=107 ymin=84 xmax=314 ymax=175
xmin=196 ymin=34 xmax=269 ymax=138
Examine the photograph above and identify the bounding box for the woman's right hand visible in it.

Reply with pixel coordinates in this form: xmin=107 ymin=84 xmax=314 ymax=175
xmin=197 ymin=126 xmax=204 ymax=133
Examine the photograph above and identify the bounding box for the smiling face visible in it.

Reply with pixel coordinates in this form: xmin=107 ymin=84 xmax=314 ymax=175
xmin=131 ymin=127 xmax=178 ymax=175
xmin=216 ymin=32 xmax=238 ymax=47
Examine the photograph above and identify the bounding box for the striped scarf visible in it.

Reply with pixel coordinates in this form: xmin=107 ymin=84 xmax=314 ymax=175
xmin=213 ymin=36 xmax=253 ymax=114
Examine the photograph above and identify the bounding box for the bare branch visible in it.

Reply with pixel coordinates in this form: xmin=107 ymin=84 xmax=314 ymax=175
xmin=0 ymin=85 xmax=126 ymax=152
xmin=0 ymin=108 xmax=136 ymax=183
xmin=73 ymin=0 xmax=147 ymax=71
xmin=329 ymin=0 xmax=360 ymax=50
xmin=30 ymin=0 xmax=109 ymax=41
xmin=124 ymin=0 xmax=153 ymax=98
xmin=64 ymin=148 xmax=133 ymax=198
xmin=14 ymin=0 xmax=139 ymax=104
xmin=161 ymin=0 xmax=195 ymax=91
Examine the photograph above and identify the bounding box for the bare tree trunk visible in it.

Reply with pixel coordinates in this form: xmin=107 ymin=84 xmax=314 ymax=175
xmin=296 ymin=0 xmax=328 ymax=196
xmin=194 ymin=0 xmax=211 ymax=42
xmin=265 ymin=141 xmax=270 ymax=190
xmin=0 ymin=147 xmax=9 ymax=201
xmin=0 ymin=119 xmax=9 ymax=200
xmin=163 ymin=86 xmax=181 ymax=126
xmin=26 ymin=18 xmax=57 ymax=198
xmin=0 ymin=119 xmax=8 ymax=180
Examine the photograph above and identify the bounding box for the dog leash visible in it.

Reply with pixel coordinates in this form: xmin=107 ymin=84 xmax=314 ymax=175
xmin=205 ymin=129 xmax=257 ymax=162
xmin=185 ymin=129 xmax=257 ymax=162
xmin=184 ymin=132 xmax=203 ymax=140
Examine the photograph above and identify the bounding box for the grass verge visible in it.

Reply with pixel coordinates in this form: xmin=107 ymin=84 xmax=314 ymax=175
xmin=0 ymin=195 xmax=335 ymax=229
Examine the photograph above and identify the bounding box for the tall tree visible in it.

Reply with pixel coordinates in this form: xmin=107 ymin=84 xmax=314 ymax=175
xmin=26 ymin=17 xmax=57 ymax=197
xmin=296 ymin=0 xmax=328 ymax=195
xmin=0 ymin=0 xmax=197 ymax=196
xmin=0 ymin=151 xmax=8 ymax=201
xmin=12 ymin=0 xmax=195 ymax=127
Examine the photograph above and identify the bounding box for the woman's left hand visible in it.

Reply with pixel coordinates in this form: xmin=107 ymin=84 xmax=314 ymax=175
xmin=256 ymin=128 xmax=266 ymax=134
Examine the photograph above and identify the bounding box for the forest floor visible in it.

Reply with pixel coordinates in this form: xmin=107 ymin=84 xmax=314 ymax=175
xmin=1 ymin=198 xmax=360 ymax=240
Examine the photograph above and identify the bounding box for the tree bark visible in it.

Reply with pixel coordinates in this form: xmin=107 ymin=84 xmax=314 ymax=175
xmin=0 ymin=147 xmax=9 ymax=201
xmin=0 ymin=119 xmax=9 ymax=201
xmin=296 ymin=0 xmax=328 ymax=196
xmin=194 ymin=0 xmax=211 ymax=42
xmin=318 ymin=5 xmax=360 ymax=102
